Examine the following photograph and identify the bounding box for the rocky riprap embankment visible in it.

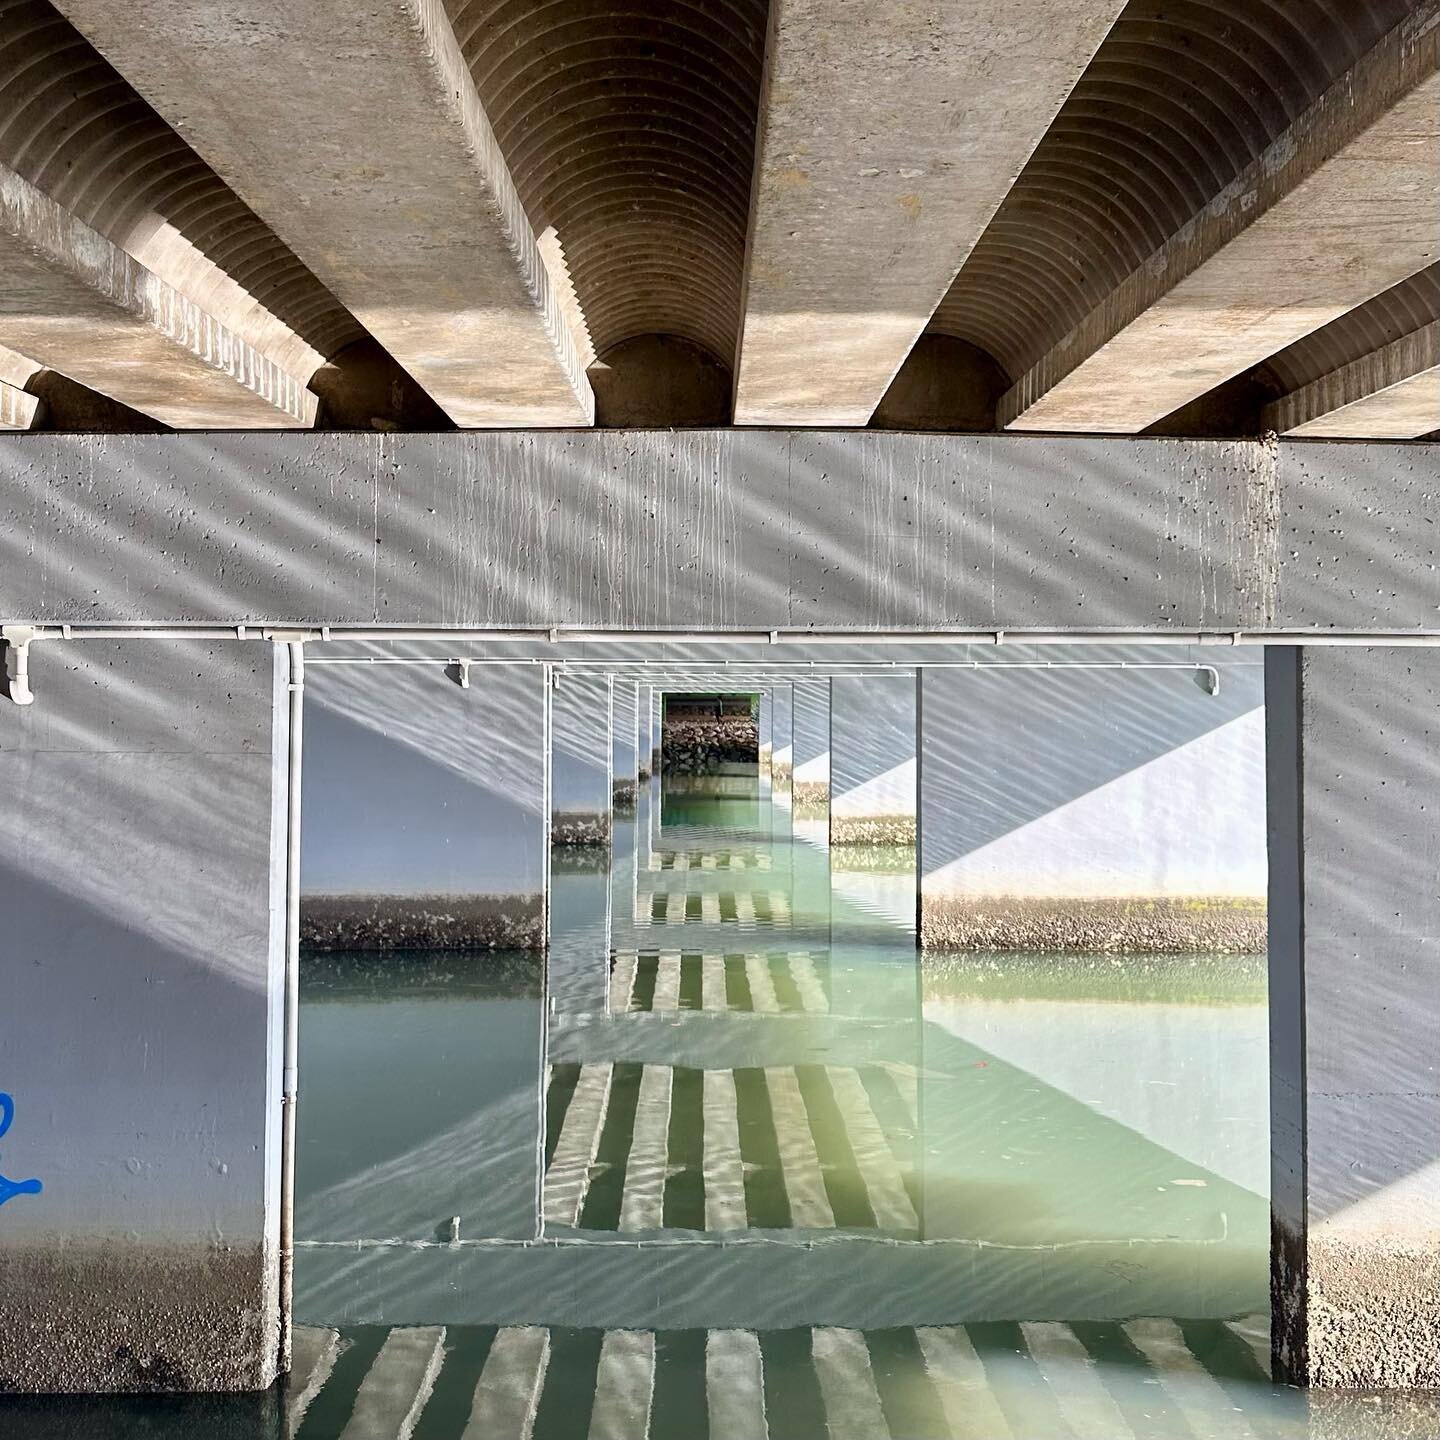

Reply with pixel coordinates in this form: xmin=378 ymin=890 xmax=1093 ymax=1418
xmin=661 ymin=715 xmax=758 ymax=773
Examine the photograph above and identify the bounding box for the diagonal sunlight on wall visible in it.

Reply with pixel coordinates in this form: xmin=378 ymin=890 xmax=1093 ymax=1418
xmin=924 ymin=711 xmax=1266 ymax=899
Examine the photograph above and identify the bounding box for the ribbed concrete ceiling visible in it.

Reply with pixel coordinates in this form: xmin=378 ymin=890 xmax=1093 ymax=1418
xmin=0 ymin=0 xmax=363 ymax=364
xmin=929 ymin=0 xmax=1421 ymax=382
xmin=5 ymin=0 xmax=1437 ymax=435
xmin=1261 ymin=264 xmax=1440 ymax=394
xmin=446 ymin=0 xmax=770 ymax=368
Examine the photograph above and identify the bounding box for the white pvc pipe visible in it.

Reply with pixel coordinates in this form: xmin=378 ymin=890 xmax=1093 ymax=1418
xmin=13 ymin=623 xmax=1440 ymax=647
xmin=278 ymin=639 xmax=304 ymax=1374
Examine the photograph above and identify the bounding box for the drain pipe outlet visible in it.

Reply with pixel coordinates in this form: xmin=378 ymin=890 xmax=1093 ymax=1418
xmin=2 ymin=627 xmax=35 ymax=705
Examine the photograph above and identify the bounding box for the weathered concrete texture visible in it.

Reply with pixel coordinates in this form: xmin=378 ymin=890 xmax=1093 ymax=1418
xmin=0 ymin=640 xmax=282 ymax=1393
xmin=0 ymin=163 xmax=316 ymax=428
xmin=0 ymin=1244 xmax=272 ymax=1393
xmin=55 ymin=0 xmax=592 ymax=426
xmin=830 ymin=815 xmax=916 ymax=847
xmin=1267 ymin=647 xmax=1440 ymax=1388
xmin=3 ymin=431 xmax=1438 ymax=633
xmin=733 ymin=0 xmax=1123 ymax=425
xmin=921 ymin=895 xmax=1266 ymax=955
xmin=551 ymin=812 xmax=611 ymax=848
xmin=1266 ymin=319 xmax=1440 ymax=439
xmin=299 ymin=894 xmax=544 ymax=952
xmin=1001 ymin=8 xmax=1440 ymax=433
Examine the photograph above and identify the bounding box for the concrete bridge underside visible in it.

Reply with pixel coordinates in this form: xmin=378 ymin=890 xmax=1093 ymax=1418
xmin=0 ymin=431 xmax=1437 ymax=1395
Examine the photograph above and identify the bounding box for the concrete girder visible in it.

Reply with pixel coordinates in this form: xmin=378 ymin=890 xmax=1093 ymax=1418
xmin=999 ymin=6 xmax=1440 ymax=434
xmin=2 ymin=431 xmax=1437 ymax=635
xmin=731 ymin=0 xmax=1124 ymax=426
xmin=54 ymin=0 xmax=594 ymax=427
xmin=0 ymin=0 xmax=368 ymax=427
xmin=0 ymin=164 xmax=320 ymax=427
xmin=1264 ymin=319 xmax=1440 ymax=439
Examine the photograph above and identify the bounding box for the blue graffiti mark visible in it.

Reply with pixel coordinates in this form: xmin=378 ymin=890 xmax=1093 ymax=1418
xmin=0 ymin=1092 xmax=42 ymax=1208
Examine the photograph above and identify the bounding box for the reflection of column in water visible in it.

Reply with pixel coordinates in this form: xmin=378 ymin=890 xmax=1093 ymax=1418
xmin=465 ymin=1326 xmax=551 ymax=1437
xmin=618 ymin=1065 xmax=673 ymax=1232
xmin=702 ymin=1069 xmax=747 ymax=1231
xmin=705 ymin=1330 xmax=767 ymax=1440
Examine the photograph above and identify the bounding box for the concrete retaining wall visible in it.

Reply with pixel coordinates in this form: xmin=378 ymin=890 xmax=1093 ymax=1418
xmin=300 ymin=662 xmax=548 ymax=950
xmin=0 ymin=640 xmax=283 ymax=1392
xmin=830 ymin=675 xmax=917 ymax=845
xmin=918 ymin=648 xmax=1266 ymax=952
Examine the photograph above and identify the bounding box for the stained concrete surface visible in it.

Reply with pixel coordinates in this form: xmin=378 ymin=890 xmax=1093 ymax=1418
xmin=1 ymin=431 xmax=1436 ymax=633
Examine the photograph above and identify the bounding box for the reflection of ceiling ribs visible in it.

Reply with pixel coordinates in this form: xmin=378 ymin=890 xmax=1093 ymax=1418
xmin=4 ymin=0 xmax=1432 ymax=434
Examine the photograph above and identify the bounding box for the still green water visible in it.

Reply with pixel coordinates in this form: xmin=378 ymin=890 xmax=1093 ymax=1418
xmin=8 ymin=765 xmax=1436 ymax=1436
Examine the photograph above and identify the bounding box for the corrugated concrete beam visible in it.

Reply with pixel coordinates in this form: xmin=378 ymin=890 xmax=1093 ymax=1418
xmin=54 ymin=0 xmax=593 ymax=427
xmin=1265 ymin=319 xmax=1440 ymax=438
xmin=733 ymin=0 xmax=1123 ymax=426
xmin=0 ymin=164 xmax=318 ymax=428
xmin=0 ymin=430 xmax=1435 ymax=634
xmin=1000 ymin=5 xmax=1440 ymax=434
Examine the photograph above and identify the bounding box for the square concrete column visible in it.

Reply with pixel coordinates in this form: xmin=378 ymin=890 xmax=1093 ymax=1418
xmin=551 ymin=671 xmax=612 ymax=848
xmin=829 ymin=675 xmax=916 ymax=846
xmin=300 ymin=662 xmax=549 ymax=950
xmin=0 ymin=640 xmax=284 ymax=1392
xmin=792 ymin=678 xmax=831 ymax=832
xmin=636 ymin=683 xmax=653 ymax=782
xmin=611 ymin=679 xmax=638 ymax=813
xmin=649 ymin=686 xmax=662 ymax=776
xmin=1267 ymin=647 xmax=1440 ymax=1388
xmin=757 ymin=688 xmax=773 ymax=790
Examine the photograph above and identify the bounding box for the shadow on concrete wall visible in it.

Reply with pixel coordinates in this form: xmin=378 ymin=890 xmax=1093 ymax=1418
xmin=920 ymin=648 xmax=1265 ymax=881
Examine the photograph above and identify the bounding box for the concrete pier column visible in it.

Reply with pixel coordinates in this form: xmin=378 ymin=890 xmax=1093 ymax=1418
xmin=636 ymin=683 xmax=652 ymax=782
xmin=1266 ymin=647 xmax=1440 ymax=1389
xmin=758 ymin=689 xmax=773 ymax=787
xmin=300 ymin=661 xmax=549 ymax=950
xmin=917 ymin=652 xmax=1267 ymax=952
xmin=649 ymin=687 xmax=663 ymax=776
xmin=792 ymin=679 xmax=831 ymax=831
xmin=0 ymin=640 xmax=286 ymax=1392
xmin=771 ymin=683 xmax=794 ymax=839
xmin=551 ymin=671 xmax=612 ymax=848
xmin=612 ymin=680 xmax=638 ymax=814
xmin=829 ymin=675 xmax=916 ymax=846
